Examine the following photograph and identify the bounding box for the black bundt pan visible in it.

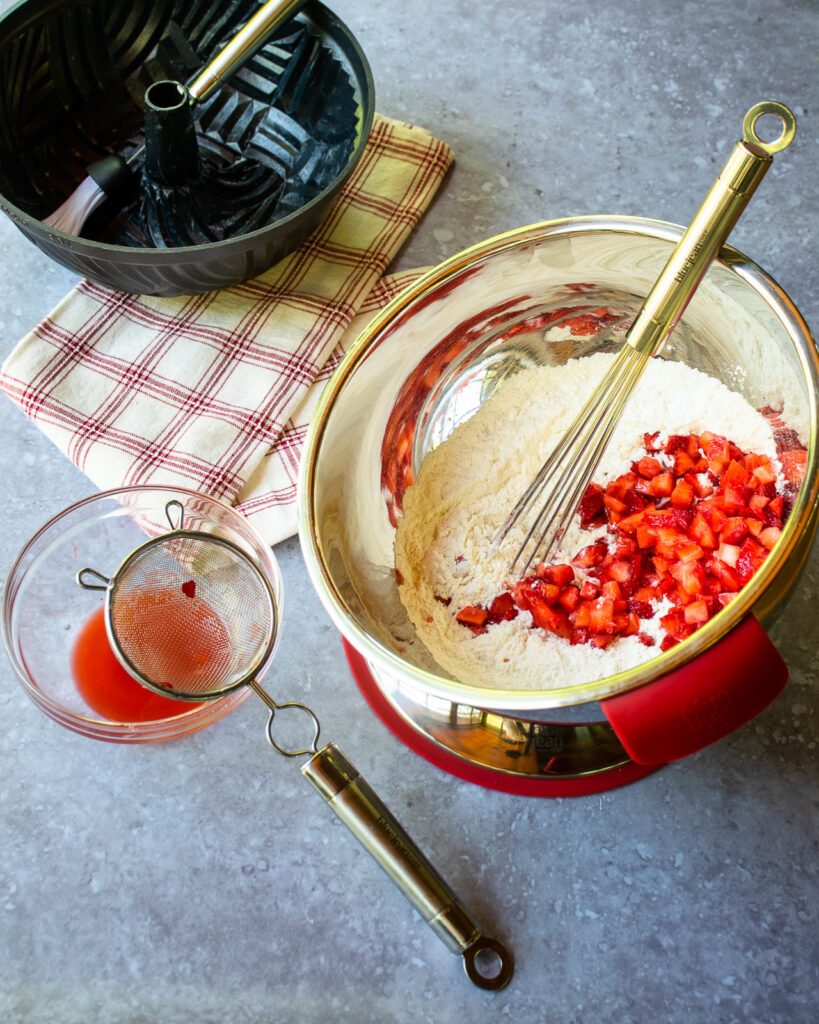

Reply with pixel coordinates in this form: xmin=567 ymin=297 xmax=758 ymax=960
xmin=0 ymin=0 xmax=374 ymax=295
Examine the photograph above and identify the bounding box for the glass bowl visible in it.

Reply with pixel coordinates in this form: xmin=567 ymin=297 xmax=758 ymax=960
xmin=3 ymin=486 xmax=283 ymax=743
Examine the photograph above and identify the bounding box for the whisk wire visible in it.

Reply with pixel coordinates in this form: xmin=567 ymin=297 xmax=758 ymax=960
xmin=511 ymin=346 xmax=650 ymax=573
xmin=494 ymin=351 xmax=628 ymax=549
xmin=508 ymin=345 xmax=648 ymax=573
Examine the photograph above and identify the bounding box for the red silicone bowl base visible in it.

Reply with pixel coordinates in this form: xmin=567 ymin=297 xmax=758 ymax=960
xmin=343 ymin=639 xmax=662 ymax=798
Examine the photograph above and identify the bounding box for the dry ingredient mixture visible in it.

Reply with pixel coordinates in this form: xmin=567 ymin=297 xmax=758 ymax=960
xmin=394 ymin=353 xmax=802 ymax=691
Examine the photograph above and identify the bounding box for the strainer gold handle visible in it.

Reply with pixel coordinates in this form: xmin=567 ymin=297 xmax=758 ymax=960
xmin=303 ymin=743 xmax=513 ymax=991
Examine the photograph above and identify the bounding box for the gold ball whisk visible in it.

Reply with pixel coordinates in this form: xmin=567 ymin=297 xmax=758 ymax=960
xmin=494 ymin=101 xmax=797 ymax=574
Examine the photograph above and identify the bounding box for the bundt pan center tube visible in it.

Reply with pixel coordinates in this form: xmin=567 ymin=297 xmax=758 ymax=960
xmin=0 ymin=0 xmax=374 ymax=295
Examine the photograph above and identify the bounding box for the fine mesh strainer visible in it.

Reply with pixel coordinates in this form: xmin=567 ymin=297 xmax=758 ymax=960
xmin=77 ymin=499 xmax=512 ymax=990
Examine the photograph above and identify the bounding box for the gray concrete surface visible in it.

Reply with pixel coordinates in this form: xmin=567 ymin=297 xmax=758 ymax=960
xmin=0 ymin=0 xmax=817 ymax=1021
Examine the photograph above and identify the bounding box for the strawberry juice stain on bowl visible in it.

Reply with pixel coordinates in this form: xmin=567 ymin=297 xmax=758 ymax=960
xmin=71 ymin=583 xmax=232 ymax=722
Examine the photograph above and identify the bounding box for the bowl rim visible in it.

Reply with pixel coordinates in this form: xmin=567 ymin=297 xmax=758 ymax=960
xmin=2 ymin=483 xmax=280 ymax=734
xmin=299 ymin=214 xmax=819 ymax=711
xmin=0 ymin=0 xmax=375 ymax=261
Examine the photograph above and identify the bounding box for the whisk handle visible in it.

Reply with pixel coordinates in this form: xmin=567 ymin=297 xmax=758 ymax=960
xmin=302 ymin=743 xmax=513 ymax=990
xmin=188 ymin=0 xmax=306 ymax=103
xmin=626 ymin=101 xmax=796 ymax=357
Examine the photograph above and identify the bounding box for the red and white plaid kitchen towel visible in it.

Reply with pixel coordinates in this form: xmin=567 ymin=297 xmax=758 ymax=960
xmin=1 ymin=115 xmax=450 ymax=544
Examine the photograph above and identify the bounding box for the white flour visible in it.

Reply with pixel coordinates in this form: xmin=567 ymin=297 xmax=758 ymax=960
xmin=394 ymin=353 xmax=782 ymax=690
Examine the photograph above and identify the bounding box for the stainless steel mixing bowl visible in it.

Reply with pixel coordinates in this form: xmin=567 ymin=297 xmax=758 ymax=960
xmin=299 ymin=217 xmax=819 ymax=783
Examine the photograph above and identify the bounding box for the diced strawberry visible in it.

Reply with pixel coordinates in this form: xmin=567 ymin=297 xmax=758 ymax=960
xmin=767 ymin=495 xmax=785 ymax=520
xmin=578 ymin=482 xmax=606 ymax=528
xmin=671 ymin=479 xmax=695 ymax=508
xmin=613 ymin=612 xmax=640 ymax=636
xmin=653 ymin=555 xmax=671 ymax=576
xmin=673 ymin=450 xmax=696 ymax=476
xmin=624 ymin=489 xmax=648 ymax=513
xmin=635 ymin=456 xmax=663 ymax=479
xmin=613 ymin=536 xmax=638 ymax=559
xmin=468 ymin=426 xmax=784 ymax=652
xmin=607 ymin=472 xmax=639 ymax=501
xmin=677 ymin=542 xmax=704 ymax=562
xmin=720 ymin=517 xmax=748 ymax=545
xmin=604 ymin=494 xmax=627 ymax=518
xmin=701 ymin=432 xmax=731 ymax=472
xmin=763 ymin=504 xmax=782 ymax=528
xmin=558 ymin=586 xmax=581 ymax=613
xmin=644 ymin=508 xmax=678 ymax=528
xmin=707 ymin=557 xmax=740 ymax=592
xmin=752 ymin=463 xmax=778 ymax=486
xmin=722 ymin=482 xmax=748 ymax=512
xmin=456 ymin=605 xmax=489 ymax=630
xmin=736 ymin=538 xmax=767 ymax=583
xmin=758 ymin=527 xmax=781 ymax=551
xmin=660 ymin=608 xmax=689 ymax=640
xmin=715 ymin=542 xmax=740 ymax=568
xmin=650 ymin=472 xmax=674 ymax=497
xmin=434 ymin=594 xmax=452 ymax=607
xmin=704 ymin=504 xmax=728 ymax=534
xmin=540 ymin=582 xmax=562 ymax=604
xmin=724 ymin=459 xmax=750 ymax=487
xmin=588 ymin=600 xmax=616 ymax=633
xmin=686 ymin=471 xmax=713 ymax=498
xmin=580 ymin=578 xmax=601 ymax=600
xmin=689 ymin=512 xmax=717 ymax=549
xmin=636 ymin=525 xmax=656 ymax=549
xmin=607 ymin=560 xmax=634 ymax=584
xmin=572 ymin=541 xmax=607 ymax=569
xmin=655 ymin=527 xmax=684 ymax=559
xmin=528 ymin=601 xmax=572 ymax=638
xmin=573 ymin=603 xmax=592 ymax=628
xmin=670 ymin=559 xmax=706 ymax=596
xmin=748 ymin=493 xmax=770 ymax=517
xmin=683 ymin=600 xmax=710 ymax=626
xmin=488 ymin=592 xmax=518 ymax=623
xmin=538 ymin=564 xmax=575 ymax=587
xmin=628 ymin=598 xmax=655 ymax=619
xmin=618 ymin=505 xmax=653 ymax=533
xmin=665 ymin=434 xmax=689 ymax=455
